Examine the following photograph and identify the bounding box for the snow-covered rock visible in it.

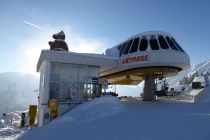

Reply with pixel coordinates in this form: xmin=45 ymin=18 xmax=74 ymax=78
xmin=0 ymin=111 xmax=28 ymax=140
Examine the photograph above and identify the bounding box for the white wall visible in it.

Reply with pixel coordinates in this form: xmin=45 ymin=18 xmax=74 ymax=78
xmin=38 ymin=61 xmax=100 ymax=126
xmin=37 ymin=61 xmax=51 ymax=127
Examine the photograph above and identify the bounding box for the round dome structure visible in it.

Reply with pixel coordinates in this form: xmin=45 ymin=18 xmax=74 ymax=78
xmin=106 ymin=31 xmax=190 ymax=72
xmin=103 ymin=31 xmax=190 ymax=101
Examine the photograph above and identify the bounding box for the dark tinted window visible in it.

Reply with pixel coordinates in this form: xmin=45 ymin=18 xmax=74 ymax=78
xmin=119 ymin=42 xmax=128 ymax=56
xmin=158 ymin=36 xmax=169 ymax=49
xmin=171 ymin=38 xmax=185 ymax=52
xmin=149 ymin=39 xmax=159 ymax=50
xmin=129 ymin=38 xmax=139 ymax=53
xmin=123 ymin=40 xmax=133 ymax=55
xmin=139 ymin=38 xmax=148 ymax=51
xmin=166 ymin=36 xmax=178 ymax=51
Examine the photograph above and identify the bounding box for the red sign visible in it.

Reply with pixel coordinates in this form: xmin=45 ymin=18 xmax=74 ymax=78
xmin=50 ymin=101 xmax=56 ymax=107
xmin=122 ymin=55 xmax=149 ymax=64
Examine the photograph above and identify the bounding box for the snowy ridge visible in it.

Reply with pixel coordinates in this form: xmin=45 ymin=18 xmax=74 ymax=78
xmin=187 ymin=60 xmax=210 ymax=77
xmin=167 ymin=60 xmax=210 ymax=86
xmin=167 ymin=69 xmax=190 ymax=85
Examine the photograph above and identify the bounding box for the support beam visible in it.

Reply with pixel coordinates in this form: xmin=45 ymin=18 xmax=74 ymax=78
xmin=143 ymin=74 xmax=156 ymax=101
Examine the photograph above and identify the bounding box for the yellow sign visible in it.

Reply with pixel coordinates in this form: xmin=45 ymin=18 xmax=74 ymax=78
xmin=29 ymin=118 xmax=35 ymax=126
xmin=48 ymin=99 xmax=58 ymax=118
xmin=29 ymin=105 xmax=37 ymax=116
xmin=48 ymin=99 xmax=58 ymax=110
xmin=29 ymin=105 xmax=37 ymax=127
xmin=50 ymin=109 xmax=57 ymax=118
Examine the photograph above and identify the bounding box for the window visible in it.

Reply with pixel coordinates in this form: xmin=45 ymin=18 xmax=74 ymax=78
xmin=129 ymin=38 xmax=140 ymax=53
xmin=149 ymin=39 xmax=159 ymax=50
xmin=166 ymin=36 xmax=178 ymax=51
xmin=123 ymin=40 xmax=133 ymax=55
xmin=119 ymin=42 xmax=128 ymax=56
xmin=139 ymin=38 xmax=148 ymax=51
xmin=171 ymin=38 xmax=185 ymax=53
xmin=158 ymin=36 xmax=169 ymax=49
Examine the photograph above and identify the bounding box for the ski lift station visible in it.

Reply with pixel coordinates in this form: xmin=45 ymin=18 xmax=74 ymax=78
xmin=36 ymin=31 xmax=190 ymax=126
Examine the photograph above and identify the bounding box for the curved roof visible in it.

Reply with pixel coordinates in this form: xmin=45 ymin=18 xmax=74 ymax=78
xmin=115 ymin=31 xmax=174 ymax=47
xmin=105 ymin=31 xmax=186 ymax=58
xmin=103 ymin=31 xmax=190 ymax=80
xmin=128 ymin=31 xmax=174 ymax=40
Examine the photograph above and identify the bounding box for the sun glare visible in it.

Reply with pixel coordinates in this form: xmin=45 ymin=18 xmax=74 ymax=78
xmin=23 ymin=48 xmax=42 ymax=75
xmin=19 ymin=31 xmax=107 ymax=74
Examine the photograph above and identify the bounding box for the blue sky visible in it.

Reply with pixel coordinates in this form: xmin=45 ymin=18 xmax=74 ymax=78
xmin=1 ymin=0 xmax=210 ymax=74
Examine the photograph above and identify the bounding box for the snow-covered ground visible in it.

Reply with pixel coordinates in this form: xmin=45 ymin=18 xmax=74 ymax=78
xmin=1 ymin=60 xmax=210 ymax=140
xmin=16 ymin=86 xmax=210 ymax=140
xmin=0 ymin=111 xmax=28 ymax=140
xmin=0 ymin=87 xmax=210 ymax=140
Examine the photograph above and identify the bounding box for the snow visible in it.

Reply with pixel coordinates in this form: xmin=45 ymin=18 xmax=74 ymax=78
xmin=194 ymin=86 xmax=210 ymax=103
xmin=167 ymin=85 xmax=187 ymax=92
xmin=167 ymin=69 xmax=190 ymax=85
xmin=167 ymin=60 xmax=210 ymax=86
xmin=2 ymin=60 xmax=210 ymax=140
xmin=0 ymin=86 xmax=210 ymax=140
xmin=0 ymin=111 xmax=28 ymax=140
xmin=0 ymin=126 xmax=26 ymax=140
xmin=187 ymin=60 xmax=210 ymax=77
xmin=18 ymin=94 xmax=210 ymax=140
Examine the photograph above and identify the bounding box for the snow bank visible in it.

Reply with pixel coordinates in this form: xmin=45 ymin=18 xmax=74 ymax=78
xmin=19 ymin=96 xmax=124 ymax=140
xmin=52 ymin=95 xmax=123 ymax=124
xmin=194 ymin=86 xmax=210 ymax=104
xmin=19 ymin=95 xmax=210 ymax=140
xmin=0 ymin=111 xmax=28 ymax=140
xmin=0 ymin=112 xmax=23 ymax=127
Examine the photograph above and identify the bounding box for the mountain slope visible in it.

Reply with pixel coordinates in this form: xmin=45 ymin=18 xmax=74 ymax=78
xmin=167 ymin=60 xmax=210 ymax=86
xmin=0 ymin=72 xmax=39 ymax=115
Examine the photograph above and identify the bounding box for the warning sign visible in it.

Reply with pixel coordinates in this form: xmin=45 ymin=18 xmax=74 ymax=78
xmin=48 ymin=99 xmax=58 ymax=118
xmin=102 ymin=79 xmax=109 ymax=89
xmin=69 ymin=83 xmax=78 ymax=100
xmin=48 ymin=99 xmax=58 ymax=110
xmin=50 ymin=101 xmax=56 ymax=107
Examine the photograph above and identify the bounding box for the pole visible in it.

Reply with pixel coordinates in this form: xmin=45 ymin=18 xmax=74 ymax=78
xmin=143 ymin=74 xmax=156 ymax=101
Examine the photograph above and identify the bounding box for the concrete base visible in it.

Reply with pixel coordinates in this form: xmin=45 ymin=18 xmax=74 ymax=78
xmin=143 ymin=74 xmax=156 ymax=101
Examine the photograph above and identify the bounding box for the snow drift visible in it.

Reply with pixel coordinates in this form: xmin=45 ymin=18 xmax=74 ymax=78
xmin=19 ymin=95 xmax=210 ymax=140
xmin=194 ymin=86 xmax=210 ymax=104
xmin=0 ymin=111 xmax=27 ymax=140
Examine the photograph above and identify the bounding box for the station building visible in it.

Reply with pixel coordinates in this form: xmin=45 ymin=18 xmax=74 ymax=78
xmin=36 ymin=31 xmax=190 ymax=126
xmin=36 ymin=50 xmax=116 ymax=126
